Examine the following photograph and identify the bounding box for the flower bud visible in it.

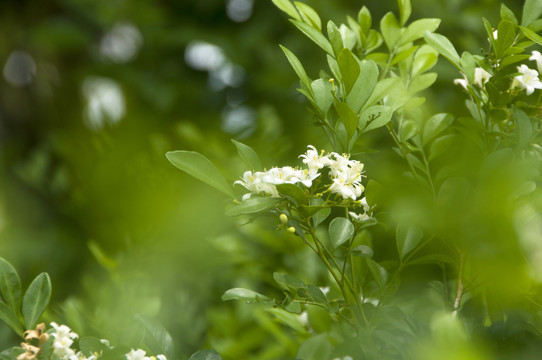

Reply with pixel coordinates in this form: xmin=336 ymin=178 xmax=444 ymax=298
xmin=279 ymin=213 xmax=288 ymax=224
xmin=286 ymin=227 xmax=296 ymax=234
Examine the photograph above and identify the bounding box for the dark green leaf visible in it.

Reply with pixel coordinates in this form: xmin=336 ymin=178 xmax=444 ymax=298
xmin=189 ymin=350 xmax=222 ymax=360
xmin=231 ymin=140 xmax=262 ymax=171
xmin=166 ymin=151 xmax=234 ymax=197
xmin=522 ymin=0 xmax=542 ymax=26
xmin=0 ymin=302 xmax=23 ymax=336
xmin=329 ymin=217 xmax=355 ymax=248
xmin=396 ymin=223 xmax=423 ymax=260
xmin=279 ymin=45 xmax=313 ymax=95
xmin=134 ymin=314 xmax=175 ymax=359
xmin=366 ymin=259 xmax=388 ymax=288
xmin=337 ymin=48 xmax=360 ymax=93
xmin=291 ymin=20 xmax=334 ymax=56
xmin=22 ymin=273 xmax=51 ymax=330
xmin=347 ymin=60 xmax=379 ymax=113
xmin=225 ymin=197 xmax=283 ymax=216
xmin=335 ymin=102 xmax=358 ymax=140
xmin=0 ymin=258 xmax=22 ymax=315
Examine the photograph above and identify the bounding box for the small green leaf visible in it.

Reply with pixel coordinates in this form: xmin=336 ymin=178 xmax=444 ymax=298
xmin=280 ymin=45 xmax=313 ymax=95
xmin=513 ymin=106 xmax=533 ymax=148
xmin=409 ymin=72 xmax=437 ymax=93
xmin=424 ymin=31 xmax=460 ymax=67
xmin=22 ymin=273 xmax=51 ymax=330
xmin=0 ymin=258 xmax=22 ymax=315
xmin=307 ymin=285 xmax=327 ymax=304
xmin=501 ymin=4 xmax=518 ymax=25
xmin=267 ymin=308 xmax=306 ymax=332
xmin=232 ymin=140 xmax=262 ymax=171
xmin=401 ymin=19 xmax=440 ymax=44
xmin=222 ymin=288 xmax=271 ymax=302
xmin=310 ymin=198 xmax=331 ymax=227
xmin=291 ymin=20 xmax=334 ymax=56
xmin=397 ymin=0 xmax=412 ymax=26
xmin=311 ymin=78 xmax=333 ymax=114
xmin=298 ymin=205 xmax=324 ymax=218
xmin=347 ymin=60 xmax=379 ymax=113
xmin=0 ymin=303 xmax=23 ymax=336
xmin=79 ymin=337 xmax=109 ymax=357
xmin=399 ymin=120 xmax=417 ymax=142
xmin=273 ymin=273 xmax=306 ymax=291
xmin=327 ymin=21 xmax=343 ymax=57
xmin=351 ymin=245 xmax=374 ymax=258
xmin=495 ymin=20 xmax=516 ymax=58
xmin=329 ymin=217 xmax=355 ymax=249
xmin=189 ymin=350 xmax=222 ymax=360
xmin=135 ymin=314 xmax=175 ymax=359
xmin=363 ymin=77 xmax=401 ymax=110
xmin=335 ymin=102 xmax=358 ymax=140
xmin=337 ymin=48 xmax=360 ymax=93
xmin=358 ymin=6 xmax=372 ymax=34
xmin=366 ymin=258 xmax=388 ymax=288
xmin=429 ymin=134 xmax=456 ymax=161
xmin=396 ymin=223 xmax=423 ymax=260
xmin=522 ymin=0 xmax=542 ymax=26
xmin=271 ymin=0 xmax=301 ymax=21
xmin=412 ymin=45 xmax=439 ymax=76
xmin=460 ymin=51 xmax=476 ymax=83
xmin=276 ymin=183 xmax=307 ymax=205
xmin=294 ymin=1 xmax=321 ymax=30
xmin=297 ymin=334 xmax=332 ymax=360
xmin=520 ymin=26 xmax=542 ymax=46
xmin=361 ymin=105 xmax=393 ymax=132
xmin=166 ymin=151 xmax=234 ymax=197
xmin=391 ymin=45 xmax=418 ymax=65
xmin=381 ymin=12 xmax=401 ymax=50
xmin=225 ymin=197 xmax=283 ymax=216
xmin=423 ymin=113 xmax=454 ymax=144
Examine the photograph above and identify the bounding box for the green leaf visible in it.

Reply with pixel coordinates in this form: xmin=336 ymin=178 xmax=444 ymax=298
xmin=166 ymin=151 xmax=234 ymax=197
xmin=460 ymin=51 xmax=476 ymax=83
xmin=429 ymin=134 xmax=456 ymax=161
xmin=0 ymin=258 xmax=22 ymax=315
xmin=522 ymin=0 xmax=542 ymax=26
xmin=0 ymin=303 xmax=23 ymax=336
xmin=279 ymin=45 xmax=313 ymax=95
xmin=401 ymin=19 xmax=440 ymax=44
xmin=396 ymin=223 xmax=423 ymax=260
xmin=424 ymin=31 xmax=460 ymax=67
xmin=291 ymin=20 xmax=334 ymax=56
xmin=381 ymin=12 xmax=401 ymax=50
xmin=79 ymin=337 xmax=109 ymax=357
xmin=351 ymin=245 xmax=374 ymax=258
xmin=513 ymin=106 xmax=533 ymax=148
xmin=273 ymin=272 xmax=306 ymax=291
xmin=365 ymin=179 xmax=382 ymax=207
xmin=307 ymin=285 xmax=327 ymax=304
xmin=520 ymin=26 xmax=542 ymax=46
xmin=361 ymin=105 xmax=393 ymax=132
xmin=399 ymin=120 xmax=417 ymax=142
xmin=327 ymin=21 xmax=343 ymax=57
xmin=347 ymin=60 xmax=379 ymax=113
xmin=423 ymin=113 xmax=453 ymax=144
xmin=366 ymin=258 xmax=388 ymax=288
xmin=294 ymin=1 xmax=321 ymax=30
xmin=335 ymin=102 xmax=358 ymax=140
xmin=221 ymin=288 xmax=271 ymax=302
xmin=22 ymin=273 xmax=51 ymax=330
xmin=267 ymin=308 xmax=306 ymax=332
xmin=311 ymin=78 xmax=333 ymax=114
xmin=134 ymin=314 xmax=175 ymax=359
xmin=391 ymin=46 xmax=418 ymax=66
xmin=501 ymin=4 xmax=518 ymax=25
xmin=363 ymin=77 xmax=401 ymax=110
xmin=310 ymin=198 xmax=330 ymax=227
xmin=495 ymin=20 xmax=516 ymax=58
xmin=276 ymin=183 xmax=307 ymax=205
xmin=329 ymin=217 xmax=355 ymax=249
xmin=297 ymin=334 xmax=332 ymax=360
xmin=412 ymin=45 xmax=439 ymax=76
xmin=397 ymin=0 xmax=411 ymax=26
xmin=225 ymin=197 xmax=282 ymax=216
xmin=189 ymin=350 xmax=222 ymax=360
xmin=409 ymin=72 xmax=437 ymax=93
xmin=271 ymin=0 xmax=301 ymax=21
xmin=337 ymin=48 xmax=360 ymax=93
xmin=298 ymin=205 xmax=324 ymax=218
xmin=231 ymin=140 xmax=262 ymax=171
xmin=358 ymin=6 xmax=372 ymax=34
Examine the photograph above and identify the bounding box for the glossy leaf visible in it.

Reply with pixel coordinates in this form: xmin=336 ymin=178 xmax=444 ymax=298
xmin=358 ymin=6 xmax=372 ymax=34
xmin=276 ymin=183 xmax=307 ymax=205
xmin=381 ymin=12 xmax=401 ymax=50
xmin=22 ymin=273 xmax=51 ymax=329
xmin=0 ymin=257 xmax=22 ymax=315
xmin=271 ymin=0 xmax=301 ymax=21
xmin=409 ymin=72 xmax=437 ymax=93
xmin=294 ymin=1 xmax=321 ymax=30
xmin=397 ymin=0 xmax=412 ymax=26
xmin=232 ymin=139 xmax=262 ymax=171
xmin=327 ymin=21 xmax=343 ymax=57
xmin=401 ymin=19 xmax=440 ymax=44
xmin=280 ymin=45 xmax=313 ymax=95
xmin=347 ymin=60 xmax=379 ymax=113
xmin=520 ymin=26 xmax=542 ymax=46
xmin=291 ymin=20 xmax=334 ymax=56
xmin=351 ymin=245 xmax=374 ymax=258
xmin=166 ymin=151 xmax=233 ymax=197
xmin=329 ymin=217 xmax=355 ymax=248
xmin=396 ymin=223 xmax=423 ymax=260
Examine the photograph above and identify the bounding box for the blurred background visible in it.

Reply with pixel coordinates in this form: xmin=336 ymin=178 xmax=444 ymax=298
xmin=0 ymin=0 xmax=526 ymax=358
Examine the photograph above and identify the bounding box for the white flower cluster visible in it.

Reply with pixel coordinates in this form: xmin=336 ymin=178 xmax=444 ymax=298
xmin=49 ymin=323 xmax=167 ymax=360
xmin=235 ymin=145 xmax=365 ymax=201
xmin=454 ymin=67 xmax=492 ymax=90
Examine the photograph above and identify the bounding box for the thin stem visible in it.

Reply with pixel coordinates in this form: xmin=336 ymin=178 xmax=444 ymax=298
xmin=452 ymin=251 xmax=465 ymax=318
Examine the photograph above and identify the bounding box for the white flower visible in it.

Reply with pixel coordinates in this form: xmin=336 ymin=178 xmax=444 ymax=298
xmin=530 ymin=50 xmax=542 ymax=74
xmin=50 ymin=323 xmax=78 ymax=359
xmin=126 ymin=349 xmax=150 ymax=360
xmin=156 ymin=356 xmax=167 ymax=360
xmin=329 ymin=172 xmax=364 ymax=200
xmin=295 ymin=168 xmax=320 ymax=188
xmin=234 ymin=170 xmax=278 ymax=200
xmin=299 ymin=145 xmax=332 ymax=172
xmin=453 ymin=76 xmax=468 ymax=90
xmin=492 ymin=30 xmax=498 ymax=40
xmin=514 ymin=64 xmax=542 ymax=95
xmin=473 ymin=67 xmax=492 ymax=87
xmin=349 ymin=211 xmax=370 ymax=221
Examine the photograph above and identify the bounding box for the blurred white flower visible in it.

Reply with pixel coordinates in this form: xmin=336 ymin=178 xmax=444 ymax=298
xmin=100 ymin=22 xmax=143 ymax=63
xmin=82 ymin=77 xmax=125 ymax=131
xmin=473 ymin=67 xmax=492 ymax=87
xmin=514 ymin=64 xmax=542 ymax=95
xmin=530 ymin=50 xmax=542 ymax=74
xmin=50 ymin=323 xmax=78 ymax=359
xmin=125 ymin=349 xmax=150 ymax=360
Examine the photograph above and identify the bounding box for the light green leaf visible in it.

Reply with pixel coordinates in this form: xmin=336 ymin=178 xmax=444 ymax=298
xmin=189 ymin=350 xmax=222 ymax=360
xmin=361 ymin=105 xmax=393 ymax=132
xmin=276 ymin=183 xmax=307 ymax=205
xmin=279 ymin=45 xmax=313 ymax=95
xmin=335 ymin=102 xmax=358 ymax=140
xmin=327 ymin=20 xmax=343 ymax=57
xmin=397 ymin=0 xmax=412 ymax=26
xmin=22 ymin=273 xmax=51 ymax=330
xmin=271 ymin=0 xmax=301 ymax=21
xmin=311 ymin=78 xmax=333 ymax=114
xmin=429 ymin=134 xmax=456 ymax=161
xmin=423 ymin=113 xmax=454 ymax=144
xmin=460 ymin=51 xmax=476 ymax=83
xmin=381 ymin=12 xmax=402 ymax=50
xmin=409 ymin=72 xmax=437 ymax=93
xmin=291 ymin=20 xmax=334 ymax=56
xmin=221 ymin=288 xmax=271 ymax=302
xmin=501 ymin=4 xmax=518 ymax=25
xmin=363 ymin=77 xmax=401 ymax=110
xmin=0 ymin=258 xmax=22 ymax=315
xmin=79 ymin=337 xmax=109 ymax=357
xmin=358 ymin=6 xmax=372 ymax=34
xmin=166 ymin=151 xmax=234 ymax=197
xmin=401 ymin=19 xmax=440 ymax=44
xmin=522 ymin=0 xmax=542 ymax=26
xmin=0 ymin=302 xmax=23 ymax=336
xmin=351 ymin=245 xmax=374 ymax=258
xmin=396 ymin=223 xmax=423 ymax=260
xmin=337 ymin=48 xmax=360 ymax=93
xmin=346 ymin=60 xmax=379 ymax=113
xmin=329 ymin=217 xmax=355 ymax=248
xmin=231 ymin=139 xmax=262 ymax=171
xmin=267 ymin=308 xmax=306 ymax=332
xmin=310 ymin=198 xmax=330 ymax=227
xmin=424 ymin=31 xmax=460 ymax=67
xmin=135 ymin=314 xmax=175 ymax=360
xmin=495 ymin=20 xmax=516 ymax=58
xmin=366 ymin=258 xmax=388 ymax=288
xmin=273 ymin=272 xmax=306 ymax=291
xmin=225 ymin=197 xmax=283 ymax=216
xmin=520 ymin=26 xmax=542 ymax=46
xmin=412 ymin=45 xmax=438 ymax=76
xmin=294 ymin=1 xmax=321 ymax=30
xmin=297 ymin=334 xmax=332 ymax=360
xmin=391 ymin=45 xmax=418 ymax=65
xmin=399 ymin=120 xmax=417 ymax=142
xmin=513 ymin=106 xmax=533 ymax=148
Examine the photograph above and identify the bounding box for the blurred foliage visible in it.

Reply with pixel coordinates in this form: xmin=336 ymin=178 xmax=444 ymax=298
xmin=0 ymin=0 xmax=537 ymax=359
